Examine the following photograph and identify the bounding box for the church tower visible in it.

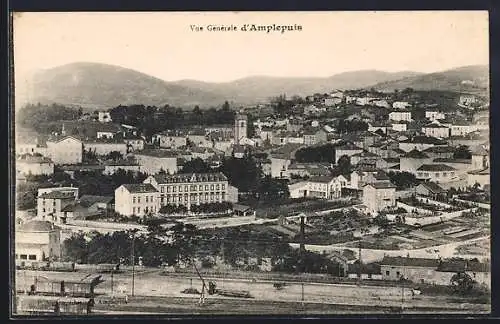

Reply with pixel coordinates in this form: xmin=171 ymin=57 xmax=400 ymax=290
xmin=234 ymin=113 xmax=248 ymax=145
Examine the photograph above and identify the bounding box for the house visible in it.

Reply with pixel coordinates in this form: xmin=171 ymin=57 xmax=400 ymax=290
xmin=391 ymin=122 xmax=408 ymax=132
xmin=351 ymin=168 xmax=391 ymax=189
xmin=270 ymin=156 xmax=292 ymax=178
xmin=436 ymin=259 xmax=490 ymax=288
xmin=303 ymin=128 xmax=319 ymax=145
xmin=347 ymin=262 xmax=382 ymax=280
xmin=15 ymin=221 xmax=61 ymax=265
xmin=103 ymin=159 xmax=143 ymax=175
xmin=232 ymin=144 xmax=247 ymax=159
xmin=114 ymin=184 xmax=159 ymax=217
xmin=83 ymin=139 xmax=128 ymax=156
xmin=450 ymin=121 xmax=477 ymax=137
xmin=362 ymin=182 xmax=396 ymax=214
xmin=415 ymin=182 xmax=447 ymax=200
xmin=304 ymin=105 xmax=326 ymax=115
xmin=16 ymin=154 xmax=54 ymax=176
xmin=98 ymin=111 xmax=112 ymax=123
xmin=459 ymin=95 xmax=478 ymax=107
xmin=335 ymin=143 xmax=363 ymax=164
xmin=389 ymin=111 xmax=412 ymax=122
xmin=392 ymin=101 xmax=411 ymax=109
xmin=233 ymin=204 xmax=256 ymax=217
xmin=399 ymin=149 xmax=433 ymax=173
xmin=380 ymin=256 xmax=440 ymax=283
xmin=368 ymin=122 xmax=389 ymax=134
xmin=143 ymin=172 xmax=231 ymax=210
xmin=153 ymin=131 xmax=188 ymax=149
xmin=335 ymin=174 xmax=350 ymax=188
xmin=422 ymin=122 xmax=450 ymax=139
xmin=37 ymin=187 xmax=79 ymax=223
xmin=425 ymin=111 xmax=446 ymax=122
xmin=416 ymin=164 xmax=457 ymax=183
xmin=190 ymin=146 xmax=218 ymax=160
xmin=134 ymin=149 xmax=179 ymax=175
xmin=399 ymin=136 xmax=448 ymax=153
xmin=467 ymin=167 xmax=490 ymax=189
xmin=288 ymin=176 xmax=342 ymax=200
xmin=205 ymin=125 xmax=234 ymax=139
xmin=349 ymin=151 xmax=381 ymax=166
xmin=356 ymin=97 xmax=373 ymax=106
xmin=372 ymin=100 xmax=390 ymax=108
xmin=324 ymin=97 xmax=342 ymax=106
xmin=329 ymin=90 xmax=345 ymax=99
xmin=286 ymin=162 xmax=330 ymax=179
xmin=95 ymin=123 xmax=122 ymax=139
xmin=422 ymin=146 xmax=455 ymax=160
xmin=45 ymin=136 xmax=83 ymax=165
xmin=470 ymin=145 xmax=489 ymax=170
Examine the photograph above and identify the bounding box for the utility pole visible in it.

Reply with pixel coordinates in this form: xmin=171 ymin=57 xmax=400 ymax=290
xmin=131 ymin=232 xmax=136 ymax=297
xmin=358 ymin=241 xmax=362 ymax=286
xmin=401 ymin=256 xmax=406 ymax=313
xmin=111 ymin=269 xmax=114 ymax=296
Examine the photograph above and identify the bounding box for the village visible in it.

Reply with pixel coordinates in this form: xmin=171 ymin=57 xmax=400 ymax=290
xmin=13 ymin=85 xmax=491 ymax=314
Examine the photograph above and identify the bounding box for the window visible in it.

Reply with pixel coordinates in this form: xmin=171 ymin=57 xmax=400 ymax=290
xmin=205 ymin=185 xmax=209 ymax=191
xmin=133 ymin=207 xmax=136 ymax=214
xmin=435 ymin=173 xmax=440 ymax=178
xmin=385 ymin=271 xmax=390 ymax=276
xmin=216 ymin=184 xmax=220 ymax=190
xmin=146 ymin=196 xmax=149 ymax=203
xmin=184 ymin=185 xmax=188 ymax=191
xmin=396 ymin=271 xmax=400 ymax=277
xmin=222 ymin=184 xmax=226 ymax=190
xmin=133 ymin=197 xmax=136 ymax=204
xmin=20 ymin=255 xmax=28 ymax=260
xmin=161 ymin=187 xmax=165 ymax=193
xmin=199 ymin=185 xmax=203 ymax=191
xmin=43 ymin=208 xmax=46 ymax=213
xmin=179 ymin=186 xmax=183 ymax=192
xmin=137 ymin=207 xmax=141 ymax=213
xmin=29 ymin=255 xmax=37 ymax=260
xmin=15 ymin=254 xmax=18 ymax=259
xmin=53 ymin=201 xmax=56 ymax=206
xmin=138 ymin=197 xmax=141 ymax=203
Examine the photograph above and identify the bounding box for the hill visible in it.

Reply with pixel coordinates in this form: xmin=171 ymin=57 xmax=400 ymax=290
xmin=174 ymin=70 xmax=423 ymax=104
xmin=18 ymin=62 xmax=226 ymax=110
xmin=371 ymin=65 xmax=489 ymax=95
xmin=17 ymin=62 xmax=423 ymax=110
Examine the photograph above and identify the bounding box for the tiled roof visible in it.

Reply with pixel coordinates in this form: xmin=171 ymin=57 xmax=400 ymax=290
xmin=152 ymin=172 xmax=228 ymax=184
xmin=417 ymin=164 xmax=456 ymax=171
xmin=417 ymin=181 xmax=446 ymax=194
xmin=422 ymin=123 xmax=449 ymax=129
xmin=79 ymin=195 xmax=114 ymax=207
xmin=423 ymin=146 xmax=455 ymax=153
xmin=18 ymin=220 xmax=60 ymax=232
xmin=17 ymin=154 xmax=53 ymax=164
xmin=433 ymin=158 xmax=471 ymax=164
xmin=39 ymin=191 xmax=77 ymax=199
xmin=352 ymin=151 xmax=379 ymax=158
xmin=122 ymin=183 xmax=158 ymax=193
xmin=309 ymin=176 xmax=335 ymax=183
xmin=380 ymin=256 xmax=440 ymax=268
xmin=437 ymin=260 xmax=490 ymax=273
xmin=364 ymin=182 xmax=396 ymax=189
xmin=401 ymin=136 xmax=447 ymax=145
xmin=135 ymin=149 xmax=180 ymax=158
xmin=403 ymin=149 xmax=430 ymax=159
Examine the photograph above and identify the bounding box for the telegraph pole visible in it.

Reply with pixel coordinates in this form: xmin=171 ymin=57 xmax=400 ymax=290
xmin=358 ymin=241 xmax=362 ymax=286
xmin=131 ymin=232 xmax=136 ymax=297
xmin=300 ymin=216 xmax=305 ymax=307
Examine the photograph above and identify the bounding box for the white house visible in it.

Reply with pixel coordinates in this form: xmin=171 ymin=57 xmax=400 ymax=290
xmin=114 ymin=183 xmax=159 ymax=217
xmin=335 ymin=143 xmax=364 ymax=164
xmin=415 ymin=164 xmax=457 ymax=183
xmin=15 ymin=220 xmax=61 ymax=265
xmin=289 ymin=176 xmax=342 ymax=200
xmin=362 ymin=182 xmax=397 ymax=214
xmin=425 ymin=111 xmax=446 ymax=122
xmin=392 ymin=101 xmax=411 ymax=109
xmin=16 ymin=154 xmax=54 ymax=176
xmin=134 ymin=150 xmax=179 ymax=175
xmin=45 ymin=136 xmax=83 ymax=165
xmin=37 ymin=187 xmax=79 ymax=223
xmin=153 ymin=131 xmax=188 ymax=149
xmin=422 ymin=122 xmax=450 ymax=139
xmin=98 ymin=111 xmax=112 ymax=123
xmin=389 ymin=111 xmax=412 ymax=122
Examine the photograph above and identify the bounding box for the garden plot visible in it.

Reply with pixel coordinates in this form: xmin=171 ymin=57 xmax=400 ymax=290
xmin=448 ymin=228 xmax=483 ymax=239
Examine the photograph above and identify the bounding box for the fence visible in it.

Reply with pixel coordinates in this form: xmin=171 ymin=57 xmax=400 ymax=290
xmin=66 ymin=219 xmax=147 ymax=231
xmin=453 ymin=199 xmax=491 ymax=210
xmin=396 ymin=202 xmax=434 ymax=215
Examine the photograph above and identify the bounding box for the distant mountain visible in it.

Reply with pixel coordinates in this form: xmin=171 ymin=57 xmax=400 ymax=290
xmin=16 ymin=62 xmax=426 ymax=110
xmin=174 ymin=70 xmax=423 ymax=104
xmin=370 ymin=65 xmax=489 ymax=94
xmin=18 ymin=62 xmax=225 ymax=110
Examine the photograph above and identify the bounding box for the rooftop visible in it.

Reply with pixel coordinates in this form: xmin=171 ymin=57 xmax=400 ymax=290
xmin=403 ymin=149 xmax=430 ymax=159
xmin=364 ymin=182 xmax=396 ymax=189
xmin=17 ymin=154 xmax=53 ymax=164
xmin=39 ymin=191 xmax=77 ymax=200
xmin=433 ymin=158 xmax=471 ymax=164
xmin=423 ymin=146 xmax=456 ymax=153
xmin=309 ymin=176 xmax=335 ymax=183
xmin=121 ymin=183 xmax=158 ymax=193
xmin=79 ymin=195 xmax=114 ymax=207
xmin=380 ymin=256 xmax=440 ymax=268
xmin=135 ymin=149 xmax=180 ymax=158
xmin=417 ymin=181 xmax=446 ymax=194
xmin=417 ymin=164 xmax=456 ymax=172
xmin=17 ymin=220 xmax=61 ymax=232
xmin=437 ymin=260 xmax=490 ymax=273
xmin=151 ymin=172 xmax=228 ymax=184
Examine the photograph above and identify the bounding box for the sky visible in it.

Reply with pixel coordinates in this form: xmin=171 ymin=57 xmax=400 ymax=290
xmin=13 ymin=11 xmax=489 ymax=83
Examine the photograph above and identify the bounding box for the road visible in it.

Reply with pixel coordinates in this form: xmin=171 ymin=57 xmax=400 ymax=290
xmin=15 ymin=269 xmax=489 ymax=313
xmin=290 ymin=235 xmax=490 ymax=263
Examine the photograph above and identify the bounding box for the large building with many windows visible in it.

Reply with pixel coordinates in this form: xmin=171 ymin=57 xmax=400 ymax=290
xmin=143 ymin=172 xmax=231 ymax=210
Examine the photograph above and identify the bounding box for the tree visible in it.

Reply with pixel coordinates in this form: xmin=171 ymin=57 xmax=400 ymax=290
xmin=62 ymin=232 xmax=89 ymax=263
xmin=450 ymin=272 xmax=475 ymax=295
xmin=453 ymin=145 xmax=472 ymax=159
xmin=387 ymin=171 xmax=419 ymax=190
xmin=107 ymin=151 xmax=123 ymax=162
xmin=171 ymin=223 xmax=200 ymax=263
xmin=181 ymin=158 xmax=211 ymax=174
xmin=337 ymin=155 xmax=352 ymax=176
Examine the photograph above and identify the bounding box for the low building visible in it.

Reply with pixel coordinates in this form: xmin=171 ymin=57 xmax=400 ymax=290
xmin=467 ymin=167 xmax=490 ymax=189
xmin=16 ymin=154 xmax=54 ymax=176
xmin=362 ymin=182 xmax=396 ymax=214
xmin=425 ymin=111 xmax=446 ymax=122
xmin=15 ymin=220 xmax=61 ymax=264
xmin=392 ymin=101 xmax=411 ymax=109
xmin=103 ymin=160 xmax=143 ymax=175
xmin=391 ymin=122 xmax=408 ymax=132
xmin=153 ymin=131 xmax=188 ymax=149
xmin=399 ymin=149 xmax=433 ymax=173
xmin=415 ymin=182 xmax=447 ymax=200
xmin=134 ymin=149 xmax=179 ymax=175
xmin=422 ymin=146 xmax=455 ymax=160
xmin=83 ymin=139 xmax=128 ymax=156
xmin=270 ymin=156 xmax=292 ymax=178
xmin=389 ymin=111 xmax=412 ymax=122
xmin=436 ymin=259 xmax=490 ymax=288
xmin=422 ymin=122 xmax=450 ymax=139
xmin=123 ymin=136 xmax=145 ymax=152
xmin=288 ymin=176 xmax=342 ymax=200
xmin=416 ymin=164 xmax=457 ymax=183
xmin=114 ymin=183 xmax=159 ymax=217
xmin=98 ymin=111 xmax=112 ymax=123
xmin=335 ymin=143 xmax=364 ymax=164
xmin=380 ymin=256 xmax=440 ymax=283
xmin=286 ymin=162 xmax=330 ymax=179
